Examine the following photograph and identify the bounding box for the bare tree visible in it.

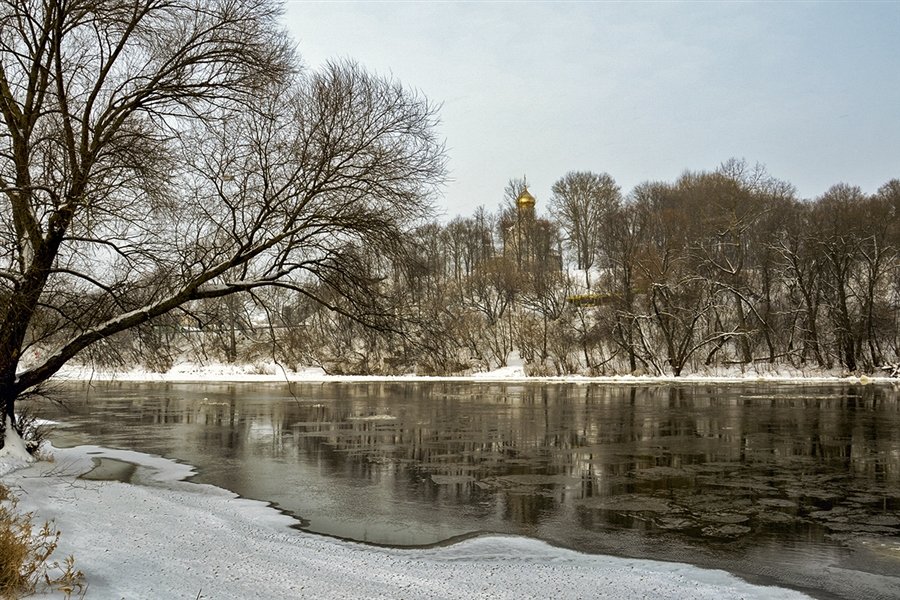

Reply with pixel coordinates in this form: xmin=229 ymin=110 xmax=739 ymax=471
xmin=875 ymin=180 xmax=900 ymax=365
xmin=815 ymin=184 xmax=866 ymax=371
xmin=602 ymin=190 xmax=652 ymax=373
xmin=549 ymin=171 xmax=620 ymax=288
xmin=465 ymin=256 xmax=519 ymax=367
xmin=444 ymin=210 xmax=495 ymax=284
xmin=0 ymin=1 xmax=445 ymax=442
xmin=501 ymin=177 xmax=527 ymax=214
xmin=854 ymin=190 xmax=895 ymax=369
xmin=775 ymin=202 xmax=828 ymax=367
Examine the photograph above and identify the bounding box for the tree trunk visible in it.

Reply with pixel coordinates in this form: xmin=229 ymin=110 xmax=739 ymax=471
xmin=0 ymin=378 xmax=18 ymax=447
xmin=732 ymin=290 xmax=753 ymax=363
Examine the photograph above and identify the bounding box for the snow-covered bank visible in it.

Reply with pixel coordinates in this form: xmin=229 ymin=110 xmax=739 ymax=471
xmin=2 ymin=444 xmax=813 ymax=599
xmin=0 ymin=417 xmax=32 ymax=466
xmin=51 ymin=360 xmax=898 ymax=385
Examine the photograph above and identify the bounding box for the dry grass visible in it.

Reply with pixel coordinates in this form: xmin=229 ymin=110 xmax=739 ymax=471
xmin=0 ymin=483 xmax=84 ymax=599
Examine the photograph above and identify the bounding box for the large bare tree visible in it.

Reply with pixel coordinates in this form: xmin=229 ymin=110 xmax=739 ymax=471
xmin=0 ymin=0 xmax=445 ymax=443
xmin=549 ymin=170 xmax=620 ymax=289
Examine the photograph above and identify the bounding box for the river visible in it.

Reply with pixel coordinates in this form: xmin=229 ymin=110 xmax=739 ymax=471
xmin=31 ymin=380 xmax=900 ymax=600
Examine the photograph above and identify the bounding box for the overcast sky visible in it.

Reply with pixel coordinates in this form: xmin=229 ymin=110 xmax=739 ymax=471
xmin=282 ymin=1 xmax=900 ymax=219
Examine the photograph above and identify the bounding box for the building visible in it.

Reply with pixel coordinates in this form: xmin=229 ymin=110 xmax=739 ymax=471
xmin=503 ymin=185 xmax=561 ymax=273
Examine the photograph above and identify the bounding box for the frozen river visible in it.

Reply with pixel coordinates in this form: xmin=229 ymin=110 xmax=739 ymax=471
xmin=35 ymin=381 xmax=900 ymax=600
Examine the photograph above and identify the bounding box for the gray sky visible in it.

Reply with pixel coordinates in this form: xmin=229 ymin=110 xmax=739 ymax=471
xmin=282 ymin=1 xmax=900 ymax=218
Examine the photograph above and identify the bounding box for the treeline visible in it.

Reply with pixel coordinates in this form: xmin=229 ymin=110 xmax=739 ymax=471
xmin=88 ymin=160 xmax=900 ymax=377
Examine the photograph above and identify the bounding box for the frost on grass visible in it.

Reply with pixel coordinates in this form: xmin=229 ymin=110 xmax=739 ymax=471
xmin=0 ymin=483 xmax=84 ymax=598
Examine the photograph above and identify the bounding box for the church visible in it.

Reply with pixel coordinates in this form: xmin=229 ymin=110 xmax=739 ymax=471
xmin=503 ymin=185 xmax=562 ymax=274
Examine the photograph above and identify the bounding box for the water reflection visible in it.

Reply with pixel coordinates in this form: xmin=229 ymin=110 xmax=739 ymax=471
xmin=35 ymin=381 xmax=900 ymax=600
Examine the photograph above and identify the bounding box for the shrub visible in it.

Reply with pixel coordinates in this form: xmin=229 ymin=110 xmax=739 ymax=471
xmin=0 ymin=484 xmax=83 ymax=599
xmin=12 ymin=406 xmax=54 ymax=455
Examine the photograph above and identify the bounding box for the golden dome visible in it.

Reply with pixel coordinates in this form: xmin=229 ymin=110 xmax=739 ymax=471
xmin=516 ymin=187 xmax=536 ymax=206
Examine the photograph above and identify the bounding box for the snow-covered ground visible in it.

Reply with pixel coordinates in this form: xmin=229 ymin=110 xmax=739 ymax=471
xmin=52 ymin=359 xmax=897 ymax=385
xmin=1 ymin=443 xmax=813 ymax=599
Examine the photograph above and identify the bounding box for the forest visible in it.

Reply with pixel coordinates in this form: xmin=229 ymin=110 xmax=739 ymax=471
xmin=81 ymin=161 xmax=900 ymax=378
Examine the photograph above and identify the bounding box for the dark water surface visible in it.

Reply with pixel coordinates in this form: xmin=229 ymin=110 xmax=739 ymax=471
xmin=33 ymin=381 xmax=900 ymax=600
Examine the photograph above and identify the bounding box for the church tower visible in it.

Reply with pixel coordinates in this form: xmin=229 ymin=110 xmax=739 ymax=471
xmin=508 ymin=184 xmax=536 ymax=269
xmin=503 ymin=180 xmax=562 ymax=275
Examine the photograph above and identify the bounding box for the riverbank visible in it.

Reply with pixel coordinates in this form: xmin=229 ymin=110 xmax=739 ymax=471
xmin=1 ymin=443 xmax=813 ymax=599
xmin=51 ymin=360 xmax=899 ymax=385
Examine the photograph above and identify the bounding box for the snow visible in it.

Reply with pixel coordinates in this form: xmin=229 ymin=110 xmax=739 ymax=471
xmin=473 ymin=350 xmax=526 ymax=379
xmin=0 ymin=444 xmax=813 ymax=599
xmin=50 ymin=360 xmax=899 ymax=385
xmin=0 ymin=416 xmax=34 ymax=472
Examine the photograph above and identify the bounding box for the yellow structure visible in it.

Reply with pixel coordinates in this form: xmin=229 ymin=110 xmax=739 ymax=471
xmin=505 ymin=184 xmax=560 ymax=271
xmin=515 ymin=187 xmax=536 ymax=222
xmin=516 ymin=187 xmax=535 ymax=208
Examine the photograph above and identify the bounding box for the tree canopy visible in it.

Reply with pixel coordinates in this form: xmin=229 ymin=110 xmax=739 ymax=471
xmin=0 ymin=0 xmax=446 ymax=441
